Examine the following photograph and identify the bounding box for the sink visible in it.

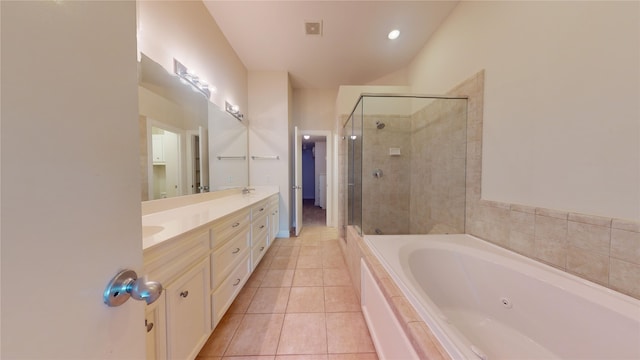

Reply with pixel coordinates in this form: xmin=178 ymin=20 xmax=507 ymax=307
xmin=142 ymin=225 xmax=164 ymax=237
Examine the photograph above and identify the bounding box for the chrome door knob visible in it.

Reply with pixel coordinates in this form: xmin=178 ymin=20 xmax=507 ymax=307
xmin=103 ymin=269 xmax=163 ymax=307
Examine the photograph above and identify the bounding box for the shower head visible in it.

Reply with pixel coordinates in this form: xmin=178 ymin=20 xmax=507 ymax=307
xmin=375 ymin=121 xmax=385 ymax=129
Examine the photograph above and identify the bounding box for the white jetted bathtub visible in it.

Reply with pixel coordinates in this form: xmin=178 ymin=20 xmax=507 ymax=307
xmin=365 ymin=234 xmax=640 ymax=360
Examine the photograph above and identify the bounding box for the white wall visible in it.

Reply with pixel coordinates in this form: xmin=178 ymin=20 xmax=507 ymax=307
xmin=249 ymin=71 xmax=292 ymax=237
xmin=137 ymin=1 xmax=248 ymax=112
xmin=409 ymin=1 xmax=639 ymax=220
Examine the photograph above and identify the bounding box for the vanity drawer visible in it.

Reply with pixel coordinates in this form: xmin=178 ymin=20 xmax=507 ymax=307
xmin=251 ymin=235 xmax=268 ymax=270
xmin=211 ymin=254 xmax=251 ymax=327
xmin=144 ymin=228 xmax=210 ymax=286
xmin=211 ymin=229 xmax=250 ymax=289
xmin=251 ymin=213 xmax=269 ymax=243
xmin=251 ymin=200 xmax=269 ymax=221
xmin=211 ymin=208 xmax=250 ymax=250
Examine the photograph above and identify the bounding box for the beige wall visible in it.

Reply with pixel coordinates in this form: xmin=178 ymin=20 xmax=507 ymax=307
xmin=408 ymin=1 xmax=639 ymax=221
xmin=137 ymin=1 xmax=248 ymax=112
xmin=293 ymin=88 xmax=338 ymax=131
xmin=249 ymin=71 xmax=292 ymax=237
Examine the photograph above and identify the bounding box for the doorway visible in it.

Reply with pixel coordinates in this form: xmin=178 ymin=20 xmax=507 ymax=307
xmin=301 ymin=135 xmax=327 ymax=226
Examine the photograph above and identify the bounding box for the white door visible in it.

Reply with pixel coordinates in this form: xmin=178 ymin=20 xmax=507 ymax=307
xmin=2 ymin=2 xmax=146 ymax=358
xmin=293 ymin=126 xmax=303 ymax=236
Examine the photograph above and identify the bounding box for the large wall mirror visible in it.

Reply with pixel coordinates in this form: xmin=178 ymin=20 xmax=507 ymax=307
xmin=138 ymin=53 xmax=248 ymax=201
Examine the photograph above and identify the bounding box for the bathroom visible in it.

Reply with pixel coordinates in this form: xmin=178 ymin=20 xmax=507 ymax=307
xmin=2 ymin=1 xmax=638 ymax=359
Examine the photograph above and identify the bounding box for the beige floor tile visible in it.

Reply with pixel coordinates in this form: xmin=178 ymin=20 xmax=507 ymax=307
xmin=222 ymin=356 xmax=275 ymax=360
xmin=246 ymin=264 xmax=269 ymax=288
xmin=270 ymin=256 xmax=298 ymax=269
xmin=225 ymin=314 xmax=285 ymax=356
xmin=299 ymin=239 xmax=321 ymax=247
xmin=277 ymin=313 xmax=328 ymax=355
xmin=247 ymin=287 xmax=291 ymax=314
xmin=276 ymin=246 xmax=301 ymax=257
xmin=261 ymin=269 xmax=294 ymax=287
xmin=326 ymin=313 xmax=375 ymax=354
xmin=277 ymin=238 xmax=303 ymax=247
xmin=299 ymin=246 xmax=322 ymax=257
xmin=324 ymin=287 xmax=360 ymax=312
xmin=199 ymin=313 xmax=244 ymax=356
xmin=323 ymin=268 xmax=352 ymax=286
xmin=196 ymin=356 xmax=222 ymax=360
xmin=328 ymin=354 xmax=378 ymax=360
xmin=276 ymin=355 xmax=329 ymax=360
xmin=228 ymin=286 xmax=258 ymax=314
xmin=292 ymin=269 xmax=324 ymax=287
xmin=287 ymin=287 xmax=325 ymax=313
xmin=297 ymin=255 xmax=324 ymax=269
xmin=322 ymin=253 xmax=346 ymax=269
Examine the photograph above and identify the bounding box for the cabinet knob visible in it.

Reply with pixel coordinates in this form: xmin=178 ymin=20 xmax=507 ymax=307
xmin=260 ymin=246 xmax=265 ymax=252
xmin=145 ymin=319 xmax=154 ymax=333
xmin=232 ymin=247 xmax=240 ymax=254
xmin=232 ymin=222 xmax=240 ymax=228
xmin=259 ymin=225 xmax=265 ymax=229
xmin=180 ymin=290 xmax=189 ymax=298
xmin=232 ymin=279 xmax=241 ymax=286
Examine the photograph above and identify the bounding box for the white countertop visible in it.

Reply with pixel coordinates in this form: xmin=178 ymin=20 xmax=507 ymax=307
xmin=142 ymin=186 xmax=279 ymax=250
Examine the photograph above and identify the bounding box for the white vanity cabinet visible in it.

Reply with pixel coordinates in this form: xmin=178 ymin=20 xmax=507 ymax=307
xmin=145 ymin=293 xmax=167 ymax=360
xmin=210 ymin=208 xmax=252 ymax=327
xmin=250 ymin=199 xmax=270 ymax=269
xmin=142 ymin=188 xmax=280 ymax=360
xmin=143 ymin=227 xmax=210 ymax=360
xmin=268 ymin=194 xmax=280 ymax=242
xmin=165 ymin=258 xmax=210 ymax=360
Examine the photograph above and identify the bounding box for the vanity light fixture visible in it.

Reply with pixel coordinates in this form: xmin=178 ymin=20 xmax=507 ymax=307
xmin=174 ymin=59 xmax=213 ymax=98
xmin=388 ymin=29 xmax=400 ymax=40
xmin=350 ymin=135 xmax=358 ymax=140
xmin=303 ymin=135 xmax=310 ymax=140
xmin=225 ymin=101 xmax=244 ymax=121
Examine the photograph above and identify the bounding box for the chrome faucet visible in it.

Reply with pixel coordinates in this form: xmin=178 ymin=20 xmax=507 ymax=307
xmin=242 ymin=187 xmax=255 ymax=195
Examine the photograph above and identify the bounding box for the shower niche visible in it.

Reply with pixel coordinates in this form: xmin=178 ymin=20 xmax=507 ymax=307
xmin=344 ymin=94 xmax=468 ymax=236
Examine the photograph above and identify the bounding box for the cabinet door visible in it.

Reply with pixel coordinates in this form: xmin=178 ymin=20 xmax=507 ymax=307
xmin=152 ymin=134 xmax=165 ymax=163
xmin=145 ymin=294 xmax=167 ymax=360
xmin=166 ymin=258 xmax=211 ymax=360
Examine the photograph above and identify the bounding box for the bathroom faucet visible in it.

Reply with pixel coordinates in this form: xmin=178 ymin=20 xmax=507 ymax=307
xmin=242 ymin=187 xmax=255 ymax=195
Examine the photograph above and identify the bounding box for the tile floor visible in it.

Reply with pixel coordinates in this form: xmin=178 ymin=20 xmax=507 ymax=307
xmin=197 ymin=226 xmax=378 ymax=360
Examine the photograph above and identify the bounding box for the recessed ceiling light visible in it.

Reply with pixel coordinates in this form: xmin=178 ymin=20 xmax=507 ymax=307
xmin=388 ymin=29 xmax=400 ymax=40
xmin=303 ymin=135 xmax=310 ymax=140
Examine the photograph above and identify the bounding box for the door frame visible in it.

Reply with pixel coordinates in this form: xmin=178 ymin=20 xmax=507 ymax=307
xmin=147 ymin=119 xmax=184 ymax=199
xmin=296 ymin=129 xmax=334 ymax=227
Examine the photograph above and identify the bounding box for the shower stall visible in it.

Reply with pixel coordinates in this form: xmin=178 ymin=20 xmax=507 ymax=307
xmin=344 ymin=94 xmax=468 ymax=235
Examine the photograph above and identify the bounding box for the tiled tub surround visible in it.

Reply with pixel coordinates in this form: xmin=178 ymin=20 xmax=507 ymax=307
xmin=341 ymin=226 xmax=450 ymax=360
xmin=468 ymin=201 xmax=640 ymax=299
xmin=347 ymin=228 xmax=640 ymax=359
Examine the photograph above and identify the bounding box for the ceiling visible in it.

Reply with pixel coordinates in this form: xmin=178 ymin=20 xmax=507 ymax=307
xmin=203 ymin=1 xmax=459 ymax=89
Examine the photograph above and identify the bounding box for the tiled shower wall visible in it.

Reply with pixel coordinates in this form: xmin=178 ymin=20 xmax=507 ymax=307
xmin=410 ymin=99 xmax=467 ymax=234
xmin=353 ymin=100 xmax=467 ymax=236
xmin=361 ymin=115 xmax=412 ymax=234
